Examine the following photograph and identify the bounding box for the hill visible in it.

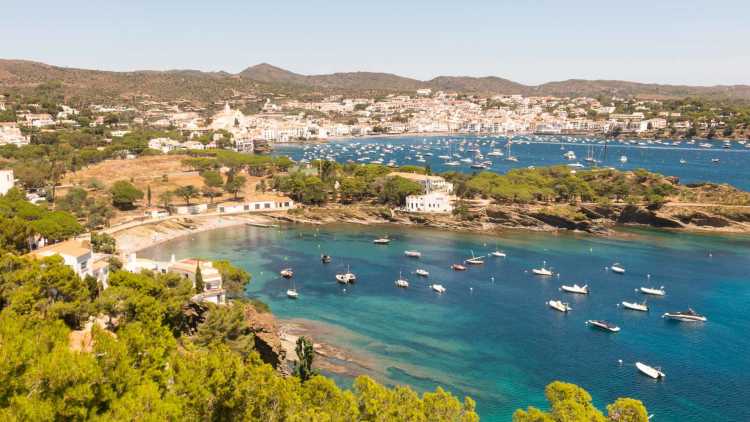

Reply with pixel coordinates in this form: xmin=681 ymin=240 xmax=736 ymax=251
xmin=2 ymin=58 xmax=749 ymax=102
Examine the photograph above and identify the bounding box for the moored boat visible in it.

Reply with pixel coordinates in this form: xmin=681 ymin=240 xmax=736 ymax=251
xmin=547 ymin=300 xmax=572 ymax=313
xmin=662 ymin=308 xmax=707 ymax=322
xmin=532 ymin=261 xmax=553 ymax=276
xmin=490 ymin=250 xmax=506 ymax=257
xmin=560 ymin=284 xmax=589 ymax=294
xmin=415 ymin=268 xmax=429 ymax=277
xmin=280 ymin=268 xmax=294 ymax=279
xmin=451 ymin=263 xmax=467 ymax=271
xmin=404 ymin=250 xmax=422 ymax=258
xmin=430 ymin=284 xmax=446 ymax=293
xmin=621 ymin=300 xmax=648 ymax=312
xmin=464 ymin=250 xmax=484 ymax=265
xmin=286 ymin=288 xmax=298 ymax=299
xmin=395 ymin=272 xmax=409 ymax=288
xmin=639 ymin=286 xmax=666 ymax=296
xmin=610 ymin=263 xmax=626 ymax=274
xmin=321 ymin=254 xmax=332 ymax=264
xmin=586 ymin=320 xmax=620 ymax=332
xmin=373 ymin=237 xmax=391 ymax=244
xmin=636 ymin=362 xmax=665 ymax=379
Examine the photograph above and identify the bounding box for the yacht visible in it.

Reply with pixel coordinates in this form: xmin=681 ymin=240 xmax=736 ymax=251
xmin=286 ymin=278 xmax=298 ymax=299
xmin=586 ymin=320 xmax=620 ymax=332
xmin=451 ymin=263 xmax=467 ymax=271
xmin=547 ymin=300 xmax=572 ymax=313
xmin=404 ymin=250 xmax=422 ymax=258
xmin=373 ymin=237 xmax=391 ymax=244
xmin=619 ymin=155 xmax=628 ymax=163
xmin=639 ymin=286 xmax=666 ymax=296
xmin=490 ymin=250 xmax=506 ymax=258
xmin=636 ymin=362 xmax=665 ymax=379
xmin=395 ymin=272 xmax=409 ymax=288
xmin=321 ymin=254 xmax=332 ymax=264
xmin=532 ymin=261 xmax=553 ymax=276
xmin=430 ymin=284 xmax=447 ymax=293
xmin=662 ymin=308 xmax=707 ymax=322
xmin=621 ymin=300 xmax=648 ymax=312
xmin=487 ymin=149 xmax=504 ymax=157
xmin=415 ymin=268 xmax=429 ymax=277
xmin=610 ymin=263 xmax=626 ymax=274
xmin=711 ymin=158 xmax=720 ymax=164
xmin=560 ymin=284 xmax=589 ymax=294
xmin=563 ymin=150 xmax=577 ymax=160
xmin=280 ymin=268 xmax=294 ymax=279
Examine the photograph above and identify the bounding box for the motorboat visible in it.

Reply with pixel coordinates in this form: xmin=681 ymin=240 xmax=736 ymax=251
xmin=586 ymin=320 xmax=620 ymax=332
xmin=619 ymin=155 xmax=628 ymax=163
xmin=280 ymin=268 xmax=294 ymax=279
xmin=639 ymin=286 xmax=666 ymax=296
xmin=395 ymin=272 xmax=409 ymax=288
xmin=490 ymin=250 xmax=506 ymax=257
xmin=415 ymin=268 xmax=429 ymax=277
xmin=464 ymin=250 xmax=485 ymax=265
xmin=404 ymin=250 xmax=422 ymax=258
xmin=636 ymin=362 xmax=665 ymax=379
xmin=451 ymin=263 xmax=467 ymax=271
xmin=373 ymin=237 xmax=391 ymax=244
xmin=711 ymin=158 xmax=720 ymax=164
xmin=560 ymin=284 xmax=589 ymax=294
xmin=610 ymin=263 xmax=625 ymax=274
xmin=532 ymin=261 xmax=553 ymax=276
xmin=547 ymin=300 xmax=572 ymax=313
xmin=430 ymin=284 xmax=446 ymax=293
xmin=662 ymin=308 xmax=707 ymax=322
xmin=621 ymin=300 xmax=648 ymax=312
xmin=487 ymin=149 xmax=504 ymax=157
xmin=286 ymin=288 xmax=299 ymax=299
xmin=321 ymin=254 xmax=332 ymax=264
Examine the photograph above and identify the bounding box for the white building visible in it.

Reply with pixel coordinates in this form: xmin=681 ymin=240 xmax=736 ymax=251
xmin=125 ymin=254 xmax=226 ymax=305
xmin=387 ymin=172 xmax=454 ymax=194
xmin=173 ymin=203 xmax=208 ymax=215
xmin=404 ymin=191 xmax=454 ymax=213
xmin=217 ymin=195 xmax=294 ymax=214
xmin=0 ymin=169 xmax=14 ymax=195
xmin=0 ymin=123 xmax=30 ymax=147
xmin=29 ymin=239 xmax=110 ymax=287
xmin=234 ymin=135 xmax=254 ymax=153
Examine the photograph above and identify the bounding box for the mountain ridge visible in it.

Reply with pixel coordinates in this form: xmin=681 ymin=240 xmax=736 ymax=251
xmin=2 ymin=58 xmax=750 ymax=101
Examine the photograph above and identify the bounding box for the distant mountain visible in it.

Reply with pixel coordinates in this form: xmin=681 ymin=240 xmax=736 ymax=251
xmin=2 ymin=59 xmax=749 ymax=102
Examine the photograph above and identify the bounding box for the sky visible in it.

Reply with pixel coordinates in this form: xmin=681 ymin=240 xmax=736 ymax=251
xmin=2 ymin=0 xmax=749 ymax=86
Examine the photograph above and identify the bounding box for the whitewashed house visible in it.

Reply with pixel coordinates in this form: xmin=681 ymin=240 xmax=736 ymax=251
xmin=0 ymin=169 xmax=14 ymax=195
xmin=29 ymin=239 xmax=110 ymax=287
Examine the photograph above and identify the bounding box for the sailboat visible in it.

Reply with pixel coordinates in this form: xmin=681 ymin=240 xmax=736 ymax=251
xmin=505 ymin=141 xmax=518 ymax=162
xmin=532 ymin=261 xmax=553 ymax=276
xmin=335 ymin=265 xmax=357 ymax=284
xmin=395 ymin=271 xmax=409 ymax=288
xmin=464 ymin=250 xmax=485 ymax=265
xmin=286 ymin=278 xmax=298 ymax=299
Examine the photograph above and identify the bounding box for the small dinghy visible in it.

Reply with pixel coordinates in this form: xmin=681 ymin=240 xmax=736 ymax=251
xmin=451 ymin=264 xmax=467 ymax=271
xmin=560 ymin=284 xmax=589 ymax=294
xmin=636 ymin=362 xmax=665 ymax=379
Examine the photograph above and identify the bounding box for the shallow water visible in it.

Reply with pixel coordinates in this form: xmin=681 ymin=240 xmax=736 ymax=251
xmin=141 ymin=224 xmax=750 ymax=421
xmin=273 ymin=134 xmax=750 ymax=190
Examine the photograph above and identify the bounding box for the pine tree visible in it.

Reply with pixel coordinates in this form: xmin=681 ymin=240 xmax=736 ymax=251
xmin=147 ymin=185 xmax=152 ymax=207
xmin=294 ymin=336 xmax=317 ymax=382
xmin=195 ymin=262 xmax=204 ymax=294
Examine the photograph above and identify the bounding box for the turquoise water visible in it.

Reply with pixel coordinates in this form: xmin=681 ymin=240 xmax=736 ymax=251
xmin=141 ymin=225 xmax=750 ymax=421
xmin=273 ymin=135 xmax=750 ymax=190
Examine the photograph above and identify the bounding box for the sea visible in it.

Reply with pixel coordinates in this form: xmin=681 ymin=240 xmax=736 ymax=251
xmin=273 ymin=134 xmax=750 ymax=191
xmin=140 ymin=135 xmax=750 ymax=421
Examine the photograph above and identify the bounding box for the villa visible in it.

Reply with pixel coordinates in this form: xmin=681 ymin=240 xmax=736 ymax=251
xmin=125 ymin=254 xmax=226 ymax=305
xmin=29 ymin=239 xmax=110 ymax=287
xmin=217 ymin=194 xmax=294 ymax=214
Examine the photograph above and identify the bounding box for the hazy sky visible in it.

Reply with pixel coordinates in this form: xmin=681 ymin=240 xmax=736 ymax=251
xmin=2 ymin=0 xmax=749 ymax=85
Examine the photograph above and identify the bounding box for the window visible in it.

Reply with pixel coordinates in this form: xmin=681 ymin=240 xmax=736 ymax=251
xmin=255 ymin=204 xmax=260 ymax=210
xmin=264 ymin=203 xmax=270 ymax=209
xmin=244 ymin=205 xmax=249 ymax=210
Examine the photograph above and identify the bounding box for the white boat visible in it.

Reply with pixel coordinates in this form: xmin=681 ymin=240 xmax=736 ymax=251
xmin=430 ymin=284 xmax=446 ymax=293
xmin=490 ymin=250 xmax=506 ymax=257
xmin=373 ymin=237 xmax=391 ymax=244
xmin=404 ymin=250 xmax=422 ymax=258
xmin=335 ymin=265 xmax=357 ymax=284
xmin=610 ymin=263 xmax=625 ymax=274
xmin=662 ymin=308 xmax=707 ymax=322
xmin=280 ymin=268 xmax=294 ymax=279
xmin=621 ymin=300 xmax=648 ymax=312
xmin=286 ymin=288 xmax=299 ymax=299
xmin=679 ymin=159 xmax=687 ymax=164
xmin=636 ymin=362 xmax=665 ymax=379
xmin=547 ymin=300 xmax=572 ymax=313
xmin=487 ymin=149 xmax=504 ymax=157
xmin=445 ymin=161 xmax=461 ymax=166
xmin=415 ymin=268 xmax=429 ymax=277
xmin=395 ymin=272 xmax=409 ymax=288
xmin=619 ymin=155 xmax=628 ymax=163
xmin=532 ymin=261 xmax=553 ymax=276
xmin=560 ymin=284 xmax=589 ymax=294
xmin=640 ymin=286 xmax=666 ymax=296
xmin=586 ymin=320 xmax=620 ymax=332
xmin=563 ymin=151 xmax=577 ymax=160
xmin=464 ymin=250 xmax=485 ymax=265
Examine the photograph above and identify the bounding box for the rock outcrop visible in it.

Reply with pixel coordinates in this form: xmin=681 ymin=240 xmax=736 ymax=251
xmin=243 ymin=304 xmax=287 ymax=374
